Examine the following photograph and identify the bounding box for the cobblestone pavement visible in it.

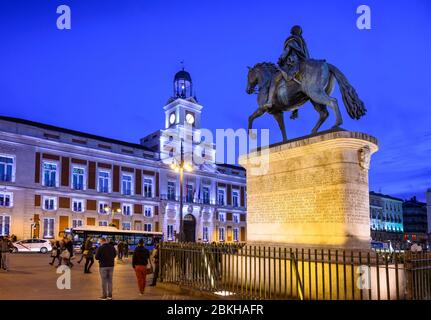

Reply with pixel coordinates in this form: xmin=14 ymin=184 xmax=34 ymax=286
xmin=0 ymin=253 xmax=198 ymax=300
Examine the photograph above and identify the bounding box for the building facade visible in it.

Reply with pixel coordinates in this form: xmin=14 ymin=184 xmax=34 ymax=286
xmin=369 ymin=191 xmax=404 ymax=246
xmin=403 ymin=196 xmax=430 ymax=247
xmin=0 ymin=69 xmax=247 ymax=243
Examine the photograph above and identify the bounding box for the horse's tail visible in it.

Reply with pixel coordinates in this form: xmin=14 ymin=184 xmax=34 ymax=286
xmin=328 ymin=63 xmax=366 ymax=120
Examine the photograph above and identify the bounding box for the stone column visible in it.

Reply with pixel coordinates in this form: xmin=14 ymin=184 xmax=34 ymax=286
xmin=239 ymin=130 xmax=378 ymax=250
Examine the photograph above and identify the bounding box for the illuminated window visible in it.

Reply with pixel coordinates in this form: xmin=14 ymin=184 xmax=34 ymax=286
xmin=122 ymin=222 xmax=131 ymax=230
xmin=144 ymin=206 xmax=153 ymax=217
xmin=99 ymin=220 xmax=108 ymax=227
xmin=43 ymin=196 xmax=57 ymax=211
xmin=72 ymin=167 xmax=85 ymax=190
xmin=218 ymin=227 xmax=225 ymax=242
xmin=0 ymin=192 xmax=13 ymax=207
xmin=43 ymin=162 xmax=58 ymax=187
xmin=0 ymin=215 xmax=11 ymax=236
xmin=0 ymin=156 xmax=14 ymax=182
xmin=43 ymin=218 xmax=55 ymax=238
xmin=203 ymin=226 xmax=209 ymax=242
xmin=144 ymin=178 xmax=153 ymax=197
xmin=98 ymin=171 xmax=110 ymax=193
xmin=121 ymin=174 xmax=133 ymax=195
xmin=217 ymin=189 xmax=225 ymax=206
xmin=72 ymin=199 xmax=84 ymax=212
xmin=72 ymin=219 xmax=83 ymax=228
xmin=232 ymin=190 xmax=239 ymax=207
xmin=167 ymin=224 xmax=174 ymax=241
xmin=233 ymin=228 xmax=239 ymax=242
xmin=122 ymin=204 xmax=133 ymax=216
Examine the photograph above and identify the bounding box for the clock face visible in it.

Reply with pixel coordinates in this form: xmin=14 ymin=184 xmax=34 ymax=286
xmin=186 ymin=113 xmax=195 ymax=125
xmin=169 ymin=113 xmax=176 ymax=125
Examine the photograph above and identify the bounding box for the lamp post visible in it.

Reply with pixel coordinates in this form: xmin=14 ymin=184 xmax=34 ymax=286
xmin=104 ymin=206 xmax=122 ymax=228
xmin=170 ymin=139 xmax=193 ymax=242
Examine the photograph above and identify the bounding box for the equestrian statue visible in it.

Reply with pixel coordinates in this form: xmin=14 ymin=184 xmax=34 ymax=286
xmin=246 ymin=25 xmax=366 ymax=142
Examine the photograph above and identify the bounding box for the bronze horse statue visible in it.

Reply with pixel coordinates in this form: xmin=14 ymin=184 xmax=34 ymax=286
xmin=246 ymin=60 xmax=366 ymax=142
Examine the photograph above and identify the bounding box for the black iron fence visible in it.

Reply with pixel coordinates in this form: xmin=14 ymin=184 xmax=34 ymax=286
xmin=159 ymin=242 xmax=431 ymax=300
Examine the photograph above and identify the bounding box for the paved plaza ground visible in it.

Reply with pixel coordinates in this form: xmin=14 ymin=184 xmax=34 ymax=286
xmin=0 ymin=253 xmax=198 ymax=300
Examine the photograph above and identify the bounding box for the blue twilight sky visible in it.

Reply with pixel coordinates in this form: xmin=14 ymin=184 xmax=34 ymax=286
xmin=0 ymin=0 xmax=430 ymax=201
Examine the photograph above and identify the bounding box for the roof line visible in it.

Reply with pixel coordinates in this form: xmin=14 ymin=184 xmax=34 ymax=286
xmin=0 ymin=116 xmax=154 ymax=152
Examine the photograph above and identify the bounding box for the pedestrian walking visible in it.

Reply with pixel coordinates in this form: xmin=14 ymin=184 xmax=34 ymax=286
xmin=124 ymin=240 xmax=129 ymax=259
xmin=117 ymin=241 xmax=124 ymax=260
xmin=0 ymin=236 xmax=13 ymax=271
xmin=132 ymin=238 xmax=150 ymax=295
xmin=49 ymin=241 xmax=62 ymax=266
xmin=95 ymin=237 xmax=117 ymax=300
xmin=60 ymin=238 xmax=74 ymax=268
xmin=83 ymin=237 xmax=94 ymax=273
xmin=77 ymin=241 xmax=86 ymax=264
xmin=150 ymin=243 xmax=160 ymax=286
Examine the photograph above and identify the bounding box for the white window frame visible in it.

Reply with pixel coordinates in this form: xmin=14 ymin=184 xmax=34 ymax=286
xmin=167 ymin=224 xmax=174 ymax=241
xmin=98 ymin=220 xmax=108 ymax=227
xmin=97 ymin=170 xmax=111 ymax=193
xmin=144 ymin=223 xmax=152 ymax=232
xmin=217 ymin=188 xmax=226 ymax=206
xmin=0 ymin=154 xmax=16 ymax=182
xmin=122 ymin=221 xmax=131 ymax=230
xmin=202 ymin=226 xmax=209 ymax=242
xmin=233 ymin=227 xmax=239 ymax=242
xmin=72 ymin=219 xmax=83 ymax=228
xmin=122 ymin=203 xmax=133 ymax=216
xmin=98 ymin=201 xmax=109 ymax=214
xmin=43 ymin=217 xmax=55 ymax=239
xmin=219 ymin=212 xmax=226 ymax=223
xmin=72 ymin=199 xmax=85 ymax=213
xmin=144 ymin=205 xmax=153 ymax=218
xmin=0 ymin=215 xmax=11 ymax=236
xmin=232 ymin=190 xmax=240 ymax=207
xmin=71 ymin=166 xmax=86 ymax=190
xmin=167 ymin=181 xmax=176 ymax=200
xmin=233 ymin=213 xmax=240 ymax=224
xmin=121 ymin=174 xmax=134 ymax=196
xmin=43 ymin=196 xmax=57 ymax=211
xmin=218 ymin=227 xmax=225 ymax=242
xmin=143 ymin=177 xmax=154 ymax=198
xmin=202 ymin=186 xmax=210 ymax=204
xmin=42 ymin=161 xmax=59 ymax=187
xmin=0 ymin=192 xmax=13 ymax=207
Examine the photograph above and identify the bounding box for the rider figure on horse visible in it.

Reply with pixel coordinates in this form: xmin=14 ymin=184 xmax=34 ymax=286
xmin=264 ymin=25 xmax=310 ymax=119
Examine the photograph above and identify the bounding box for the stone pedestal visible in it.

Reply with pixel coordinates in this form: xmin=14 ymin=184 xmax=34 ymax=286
xmin=239 ymin=130 xmax=378 ymax=250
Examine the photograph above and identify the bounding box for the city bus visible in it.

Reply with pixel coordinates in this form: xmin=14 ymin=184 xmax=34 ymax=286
xmin=67 ymin=226 xmax=163 ymax=252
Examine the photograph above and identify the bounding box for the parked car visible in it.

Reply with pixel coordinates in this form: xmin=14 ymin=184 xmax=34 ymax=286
xmin=12 ymin=239 xmax=52 ymax=253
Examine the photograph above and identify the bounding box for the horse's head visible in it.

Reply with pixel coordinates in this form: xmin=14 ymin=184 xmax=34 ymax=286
xmin=246 ymin=65 xmax=258 ymax=94
xmin=246 ymin=63 xmax=276 ymax=95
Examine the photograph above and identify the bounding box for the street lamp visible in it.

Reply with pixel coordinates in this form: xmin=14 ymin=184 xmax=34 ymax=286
xmin=104 ymin=206 xmax=122 ymax=227
xmin=170 ymin=139 xmax=193 ymax=242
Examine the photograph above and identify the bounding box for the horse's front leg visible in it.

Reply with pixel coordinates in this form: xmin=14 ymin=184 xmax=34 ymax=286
xmin=248 ymin=107 xmax=266 ymax=140
xmin=273 ymin=112 xmax=287 ymax=142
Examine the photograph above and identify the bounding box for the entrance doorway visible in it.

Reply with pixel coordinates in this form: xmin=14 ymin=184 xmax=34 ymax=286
xmin=183 ymin=214 xmax=196 ymax=242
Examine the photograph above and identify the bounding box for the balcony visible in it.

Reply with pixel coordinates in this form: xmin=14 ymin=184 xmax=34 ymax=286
xmin=159 ymin=194 xmax=246 ymax=210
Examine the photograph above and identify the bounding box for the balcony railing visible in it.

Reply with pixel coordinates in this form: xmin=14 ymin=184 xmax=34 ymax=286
xmin=159 ymin=194 xmax=246 ymax=209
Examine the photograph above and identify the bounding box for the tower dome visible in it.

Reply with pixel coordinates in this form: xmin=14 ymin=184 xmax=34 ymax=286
xmin=173 ymin=67 xmax=193 ymax=99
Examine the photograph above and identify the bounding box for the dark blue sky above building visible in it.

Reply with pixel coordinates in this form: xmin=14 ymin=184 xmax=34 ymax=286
xmin=0 ymin=0 xmax=430 ymax=200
